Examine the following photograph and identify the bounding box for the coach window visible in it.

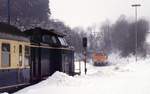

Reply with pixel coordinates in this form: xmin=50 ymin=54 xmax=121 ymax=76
xmin=24 ymin=46 xmax=30 ymax=66
xmin=19 ymin=45 xmax=22 ymax=66
xmin=1 ymin=43 xmax=10 ymax=67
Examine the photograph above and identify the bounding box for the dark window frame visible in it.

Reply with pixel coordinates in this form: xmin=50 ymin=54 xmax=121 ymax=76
xmin=19 ymin=45 xmax=23 ymax=66
xmin=1 ymin=43 xmax=11 ymax=67
xmin=24 ymin=46 xmax=30 ymax=66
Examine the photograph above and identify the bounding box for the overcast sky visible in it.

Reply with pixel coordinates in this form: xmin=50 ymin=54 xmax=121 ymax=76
xmin=50 ymin=0 xmax=150 ymax=28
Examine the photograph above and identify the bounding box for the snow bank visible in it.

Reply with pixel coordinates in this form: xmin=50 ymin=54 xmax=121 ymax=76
xmin=14 ymin=71 xmax=94 ymax=94
xmin=0 ymin=93 xmax=8 ymax=94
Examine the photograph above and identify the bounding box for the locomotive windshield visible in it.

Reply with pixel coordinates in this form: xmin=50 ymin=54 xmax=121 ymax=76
xmin=42 ymin=35 xmax=59 ymax=45
xmin=58 ymin=37 xmax=68 ymax=46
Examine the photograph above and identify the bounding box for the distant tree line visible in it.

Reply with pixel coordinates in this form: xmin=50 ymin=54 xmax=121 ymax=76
xmin=66 ymin=15 xmax=149 ymax=57
xmin=101 ymin=16 xmax=149 ymax=57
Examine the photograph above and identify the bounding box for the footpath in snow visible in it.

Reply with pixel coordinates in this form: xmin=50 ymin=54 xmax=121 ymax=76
xmin=4 ymin=54 xmax=150 ymax=94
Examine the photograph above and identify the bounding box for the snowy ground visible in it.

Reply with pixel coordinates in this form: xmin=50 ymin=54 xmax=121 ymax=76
xmin=3 ymin=53 xmax=150 ymax=94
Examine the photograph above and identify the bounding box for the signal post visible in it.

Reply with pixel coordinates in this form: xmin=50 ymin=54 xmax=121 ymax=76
xmin=83 ymin=37 xmax=87 ymax=75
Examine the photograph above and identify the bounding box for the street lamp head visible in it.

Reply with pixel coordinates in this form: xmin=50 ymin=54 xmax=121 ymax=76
xmin=132 ymin=4 xmax=141 ymax=7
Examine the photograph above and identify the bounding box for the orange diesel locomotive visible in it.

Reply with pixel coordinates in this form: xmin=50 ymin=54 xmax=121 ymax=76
xmin=93 ymin=53 xmax=108 ymax=66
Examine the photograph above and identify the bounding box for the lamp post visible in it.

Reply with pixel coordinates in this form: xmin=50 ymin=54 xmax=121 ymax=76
xmin=7 ymin=0 xmax=10 ymax=24
xmin=131 ymin=4 xmax=141 ymax=62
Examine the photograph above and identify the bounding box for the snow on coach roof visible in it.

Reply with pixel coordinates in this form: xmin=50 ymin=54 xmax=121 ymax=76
xmin=0 ymin=22 xmax=29 ymax=42
xmin=24 ymin=27 xmax=66 ymax=37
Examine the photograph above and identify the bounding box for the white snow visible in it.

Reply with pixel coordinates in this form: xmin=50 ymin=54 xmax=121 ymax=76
xmin=3 ymin=53 xmax=150 ymax=94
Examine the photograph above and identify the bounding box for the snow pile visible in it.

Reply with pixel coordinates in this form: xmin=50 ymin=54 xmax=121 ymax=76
xmin=1 ymin=93 xmax=8 ymax=94
xmin=44 ymin=71 xmax=74 ymax=86
xmin=14 ymin=71 xmax=94 ymax=94
xmin=43 ymin=71 xmax=90 ymax=87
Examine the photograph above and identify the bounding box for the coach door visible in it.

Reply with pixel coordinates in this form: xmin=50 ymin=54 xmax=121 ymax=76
xmin=62 ymin=54 xmax=69 ymax=74
xmin=31 ymin=47 xmax=41 ymax=81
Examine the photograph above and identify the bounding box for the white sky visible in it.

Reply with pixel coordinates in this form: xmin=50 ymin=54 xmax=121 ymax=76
xmin=50 ymin=0 xmax=150 ymax=28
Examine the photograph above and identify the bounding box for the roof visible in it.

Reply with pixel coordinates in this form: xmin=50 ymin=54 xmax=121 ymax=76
xmin=24 ymin=27 xmax=66 ymax=37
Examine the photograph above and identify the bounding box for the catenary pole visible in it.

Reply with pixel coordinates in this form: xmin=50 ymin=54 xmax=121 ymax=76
xmin=7 ymin=0 xmax=10 ymax=24
xmin=131 ymin=4 xmax=141 ymax=62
